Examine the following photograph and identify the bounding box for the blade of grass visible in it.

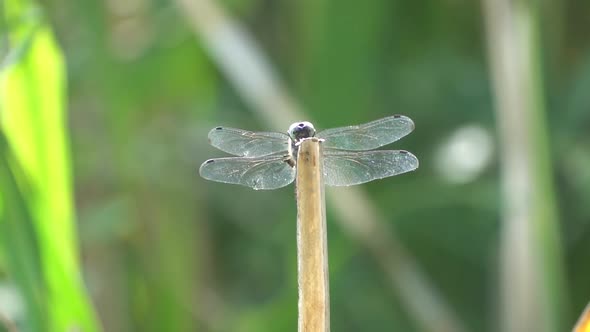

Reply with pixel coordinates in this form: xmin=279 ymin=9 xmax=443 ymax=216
xmin=0 ymin=1 xmax=101 ymax=331
xmin=296 ymin=138 xmax=329 ymax=332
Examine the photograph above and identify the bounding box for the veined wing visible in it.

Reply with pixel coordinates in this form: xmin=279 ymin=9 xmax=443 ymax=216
xmin=199 ymin=153 xmax=295 ymax=190
xmin=208 ymin=126 xmax=290 ymax=157
xmin=317 ymin=115 xmax=415 ymax=151
xmin=323 ymin=150 xmax=418 ymax=186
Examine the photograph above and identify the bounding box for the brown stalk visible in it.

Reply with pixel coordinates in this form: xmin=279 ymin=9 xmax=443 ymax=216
xmin=295 ymin=138 xmax=329 ymax=332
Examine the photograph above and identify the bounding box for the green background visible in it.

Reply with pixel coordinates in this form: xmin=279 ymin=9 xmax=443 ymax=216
xmin=1 ymin=0 xmax=589 ymax=331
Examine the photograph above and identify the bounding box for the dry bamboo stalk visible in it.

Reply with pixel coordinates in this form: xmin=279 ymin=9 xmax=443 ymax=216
xmin=295 ymin=138 xmax=329 ymax=332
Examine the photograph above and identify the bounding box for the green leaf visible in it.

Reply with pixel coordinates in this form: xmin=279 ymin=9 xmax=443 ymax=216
xmin=0 ymin=2 xmax=101 ymax=331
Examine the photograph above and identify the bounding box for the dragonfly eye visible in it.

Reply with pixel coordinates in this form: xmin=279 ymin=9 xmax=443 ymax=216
xmin=288 ymin=121 xmax=316 ymax=141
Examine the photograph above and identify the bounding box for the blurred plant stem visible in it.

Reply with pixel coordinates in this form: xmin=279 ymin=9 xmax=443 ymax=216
xmin=573 ymin=302 xmax=590 ymax=332
xmin=175 ymin=0 xmax=302 ymax=127
xmin=482 ymin=1 xmax=567 ymax=331
xmin=174 ymin=0 xmax=466 ymax=331
xmin=0 ymin=1 xmax=101 ymax=331
xmin=296 ymin=138 xmax=330 ymax=332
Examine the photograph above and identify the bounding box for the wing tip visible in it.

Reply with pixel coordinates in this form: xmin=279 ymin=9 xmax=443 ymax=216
xmin=399 ymin=150 xmax=419 ymax=170
xmin=392 ymin=114 xmax=415 ymax=131
xmin=198 ymin=159 xmax=215 ymax=176
xmin=207 ymin=126 xmax=224 ymax=136
xmin=207 ymin=127 xmax=222 ymax=144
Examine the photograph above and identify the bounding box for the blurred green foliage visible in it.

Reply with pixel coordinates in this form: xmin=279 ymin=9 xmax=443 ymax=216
xmin=0 ymin=0 xmax=589 ymax=331
xmin=0 ymin=0 xmax=101 ymax=331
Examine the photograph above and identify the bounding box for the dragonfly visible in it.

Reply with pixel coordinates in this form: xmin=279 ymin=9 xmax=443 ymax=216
xmin=199 ymin=115 xmax=419 ymax=190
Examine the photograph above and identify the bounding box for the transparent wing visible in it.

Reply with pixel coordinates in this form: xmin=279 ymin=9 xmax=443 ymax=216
xmin=199 ymin=154 xmax=295 ymax=190
xmin=317 ymin=115 xmax=415 ymax=151
xmin=208 ymin=127 xmax=290 ymax=157
xmin=323 ymin=150 xmax=418 ymax=186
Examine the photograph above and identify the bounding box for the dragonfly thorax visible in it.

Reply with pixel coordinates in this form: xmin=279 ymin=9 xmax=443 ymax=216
xmin=288 ymin=121 xmax=316 ymax=142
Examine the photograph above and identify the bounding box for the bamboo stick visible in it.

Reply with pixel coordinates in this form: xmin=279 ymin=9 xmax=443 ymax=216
xmin=295 ymin=138 xmax=329 ymax=332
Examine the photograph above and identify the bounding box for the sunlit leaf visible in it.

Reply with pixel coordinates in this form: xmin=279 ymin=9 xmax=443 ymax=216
xmin=0 ymin=1 xmax=101 ymax=331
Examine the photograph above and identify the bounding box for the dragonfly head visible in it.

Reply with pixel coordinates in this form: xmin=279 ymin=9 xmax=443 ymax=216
xmin=288 ymin=121 xmax=316 ymax=142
